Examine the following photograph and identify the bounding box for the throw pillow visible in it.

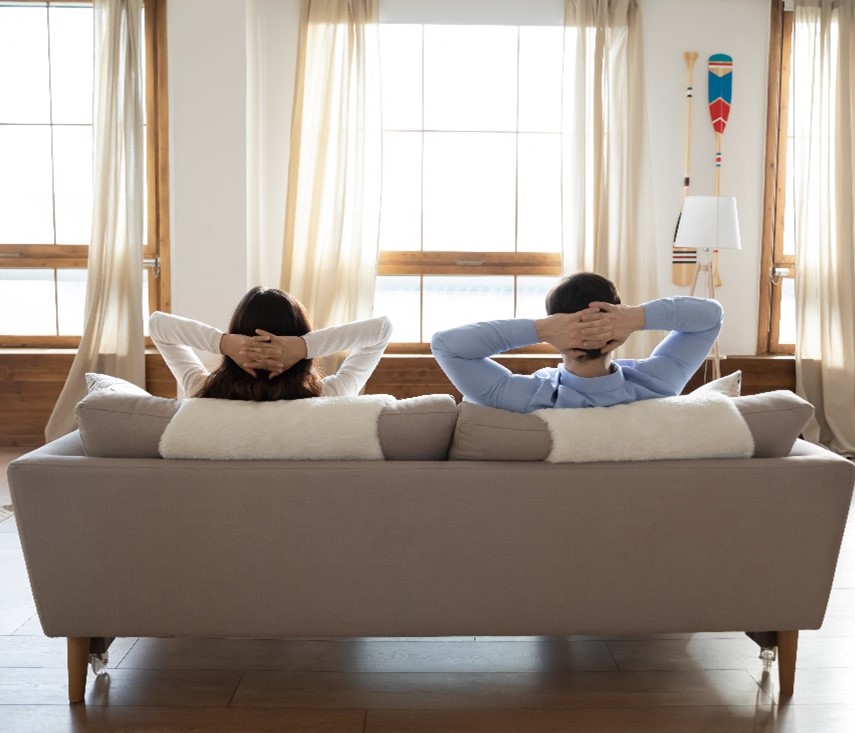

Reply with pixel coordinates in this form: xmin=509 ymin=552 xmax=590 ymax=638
xmin=691 ymin=370 xmax=742 ymax=397
xmin=85 ymin=372 xmax=149 ymax=395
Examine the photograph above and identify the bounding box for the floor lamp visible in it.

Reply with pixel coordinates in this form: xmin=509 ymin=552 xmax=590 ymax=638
xmin=674 ymin=195 xmax=741 ymax=380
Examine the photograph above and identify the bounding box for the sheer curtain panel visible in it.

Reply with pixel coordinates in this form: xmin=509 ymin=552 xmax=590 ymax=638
xmin=562 ymin=0 xmax=659 ymax=358
xmin=793 ymin=0 xmax=855 ymax=455
xmin=46 ymin=0 xmax=145 ymax=442
xmin=281 ymin=0 xmax=381 ymax=334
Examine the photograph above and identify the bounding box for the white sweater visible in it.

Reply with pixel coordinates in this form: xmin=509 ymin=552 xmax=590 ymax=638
xmin=149 ymin=311 xmax=392 ymax=398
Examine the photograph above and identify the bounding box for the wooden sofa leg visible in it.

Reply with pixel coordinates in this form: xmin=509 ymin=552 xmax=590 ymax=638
xmin=67 ymin=637 xmax=90 ymax=704
xmin=777 ymin=630 xmax=798 ymax=697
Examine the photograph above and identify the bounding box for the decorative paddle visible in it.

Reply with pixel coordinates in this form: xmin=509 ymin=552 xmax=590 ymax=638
xmin=708 ymin=53 xmax=733 ymax=195
xmin=707 ymin=53 xmax=732 ymax=287
xmin=672 ymin=51 xmax=699 ymax=287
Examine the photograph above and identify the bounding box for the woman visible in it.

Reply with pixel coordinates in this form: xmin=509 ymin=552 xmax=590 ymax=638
xmin=150 ymin=287 xmax=392 ymax=400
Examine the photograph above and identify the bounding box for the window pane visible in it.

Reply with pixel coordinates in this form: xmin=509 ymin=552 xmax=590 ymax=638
xmin=423 ymin=132 xmax=516 ymax=251
xmin=374 ymin=275 xmax=421 ymax=342
xmin=53 ymin=126 xmax=93 ymax=244
xmin=516 ymin=276 xmax=554 ymax=319
xmin=57 ymin=268 xmax=87 ymax=335
xmin=379 ymin=24 xmax=422 ymax=130
xmin=379 ymin=131 xmax=421 ymax=251
xmin=49 ymin=5 xmax=94 ymax=124
xmin=0 ymin=6 xmax=50 ymax=123
xmin=57 ymin=270 xmax=152 ymax=336
xmin=778 ymin=277 xmax=796 ymax=345
xmin=423 ymin=276 xmax=514 ymax=336
xmin=0 ymin=126 xmax=55 ymax=244
xmin=517 ymin=133 xmax=561 ymax=252
xmin=0 ymin=269 xmax=56 ymax=335
xmin=518 ymin=27 xmax=562 ymax=133
xmin=423 ymin=25 xmax=517 ymax=132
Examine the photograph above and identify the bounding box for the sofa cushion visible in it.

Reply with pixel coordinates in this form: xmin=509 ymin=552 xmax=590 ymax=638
xmin=160 ymin=395 xmax=392 ymax=460
xmin=535 ymin=393 xmax=754 ymax=462
xmin=76 ymin=389 xmax=181 ymax=458
xmin=76 ymin=380 xmax=457 ymax=460
xmin=732 ymin=390 xmax=815 ymax=458
xmin=449 ymin=390 xmax=814 ymax=461
xmin=376 ymin=393 xmax=459 ymax=460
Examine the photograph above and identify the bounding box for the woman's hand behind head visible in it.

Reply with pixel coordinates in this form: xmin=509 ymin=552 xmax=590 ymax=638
xmin=220 ymin=333 xmax=266 ymax=377
xmin=245 ymin=329 xmax=308 ymax=379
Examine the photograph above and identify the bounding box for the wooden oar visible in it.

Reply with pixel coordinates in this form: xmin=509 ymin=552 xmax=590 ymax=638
xmin=672 ymin=51 xmax=698 ymax=287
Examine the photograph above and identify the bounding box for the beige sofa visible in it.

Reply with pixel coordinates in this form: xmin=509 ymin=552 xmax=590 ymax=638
xmin=8 ymin=385 xmax=854 ymax=703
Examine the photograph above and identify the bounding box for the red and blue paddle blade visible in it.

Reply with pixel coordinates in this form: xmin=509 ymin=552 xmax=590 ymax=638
xmin=708 ymin=54 xmax=733 ymax=134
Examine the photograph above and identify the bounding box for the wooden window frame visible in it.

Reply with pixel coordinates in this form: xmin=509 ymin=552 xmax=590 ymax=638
xmin=758 ymin=0 xmax=795 ymax=355
xmin=0 ymin=0 xmax=171 ymax=348
xmin=378 ymin=251 xmax=562 ymax=354
xmin=377 ymin=23 xmax=563 ymax=353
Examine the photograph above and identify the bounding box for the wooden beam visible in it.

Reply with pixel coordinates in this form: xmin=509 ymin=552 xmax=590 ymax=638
xmin=378 ymin=251 xmax=562 ymax=276
xmin=0 ymin=351 xmax=797 ymax=447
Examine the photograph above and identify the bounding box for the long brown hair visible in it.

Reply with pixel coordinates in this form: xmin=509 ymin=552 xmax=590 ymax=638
xmin=195 ymin=287 xmax=324 ymax=401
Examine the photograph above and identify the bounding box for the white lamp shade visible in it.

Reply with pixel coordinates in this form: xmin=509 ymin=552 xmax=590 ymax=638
xmin=675 ymin=196 xmax=741 ymax=250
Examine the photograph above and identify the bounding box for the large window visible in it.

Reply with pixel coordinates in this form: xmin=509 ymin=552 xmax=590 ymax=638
xmin=759 ymin=3 xmax=796 ymax=354
xmin=374 ymin=24 xmax=563 ymax=348
xmin=0 ymin=0 xmax=169 ymax=347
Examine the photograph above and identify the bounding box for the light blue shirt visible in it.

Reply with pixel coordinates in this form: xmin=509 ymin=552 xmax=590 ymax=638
xmin=430 ymin=297 xmax=723 ymax=414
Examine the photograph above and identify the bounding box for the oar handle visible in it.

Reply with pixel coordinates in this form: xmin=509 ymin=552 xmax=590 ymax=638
xmin=683 ymin=52 xmax=698 ymax=193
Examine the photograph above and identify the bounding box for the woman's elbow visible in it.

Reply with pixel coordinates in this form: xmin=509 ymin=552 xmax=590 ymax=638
xmin=148 ymin=311 xmax=167 ymax=339
xmin=378 ymin=315 xmax=393 ymax=345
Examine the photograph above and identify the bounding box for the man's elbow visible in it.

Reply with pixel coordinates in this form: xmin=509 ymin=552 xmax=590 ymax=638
xmin=430 ymin=330 xmax=448 ymax=357
xmin=710 ymin=299 xmax=724 ymax=328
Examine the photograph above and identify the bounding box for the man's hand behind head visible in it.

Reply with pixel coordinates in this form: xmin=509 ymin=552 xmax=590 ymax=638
xmin=535 ymin=307 xmax=612 ymax=353
xmin=587 ymin=302 xmax=645 ymax=353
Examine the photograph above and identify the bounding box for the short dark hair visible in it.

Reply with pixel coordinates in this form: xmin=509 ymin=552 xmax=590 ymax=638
xmin=545 ymin=273 xmax=621 ymax=360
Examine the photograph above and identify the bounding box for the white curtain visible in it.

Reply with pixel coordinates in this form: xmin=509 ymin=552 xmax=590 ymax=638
xmin=562 ymin=0 xmax=659 ymax=358
xmin=45 ymin=0 xmax=145 ymax=442
xmin=280 ymin=0 xmax=381 ymax=332
xmin=793 ymin=0 xmax=855 ymax=455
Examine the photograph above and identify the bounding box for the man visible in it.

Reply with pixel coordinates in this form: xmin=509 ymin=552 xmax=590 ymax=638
xmin=430 ymin=272 xmax=723 ymax=413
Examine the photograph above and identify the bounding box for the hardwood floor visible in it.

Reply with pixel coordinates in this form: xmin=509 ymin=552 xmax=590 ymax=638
xmin=2 ymin=450 xmax=854 ymax=732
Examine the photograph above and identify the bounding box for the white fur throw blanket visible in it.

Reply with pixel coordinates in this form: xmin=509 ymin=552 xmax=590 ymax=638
xmin=159 ymin=395 xmax=393 ymax=460
xmin=535 ymin=392 xmax=755 ymax=463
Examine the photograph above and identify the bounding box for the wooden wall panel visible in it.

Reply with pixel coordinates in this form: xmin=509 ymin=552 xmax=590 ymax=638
xmin=1 ymin=352 xmax=796 ymax=448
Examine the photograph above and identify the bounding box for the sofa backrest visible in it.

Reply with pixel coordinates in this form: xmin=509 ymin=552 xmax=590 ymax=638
xmin=74 ymin=375 xmax=813 ymax=461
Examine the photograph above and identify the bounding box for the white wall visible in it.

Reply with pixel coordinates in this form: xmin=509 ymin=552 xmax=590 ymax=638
xmin=641 ymin=0 xmax=770 ymax=355
xmin=168 ymin=0 xmax=250 ymax=328
xmin=246 ymin=0 xmax=301 ymax=290
xmin=168 ymin=0 xmax=770 ymax=353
